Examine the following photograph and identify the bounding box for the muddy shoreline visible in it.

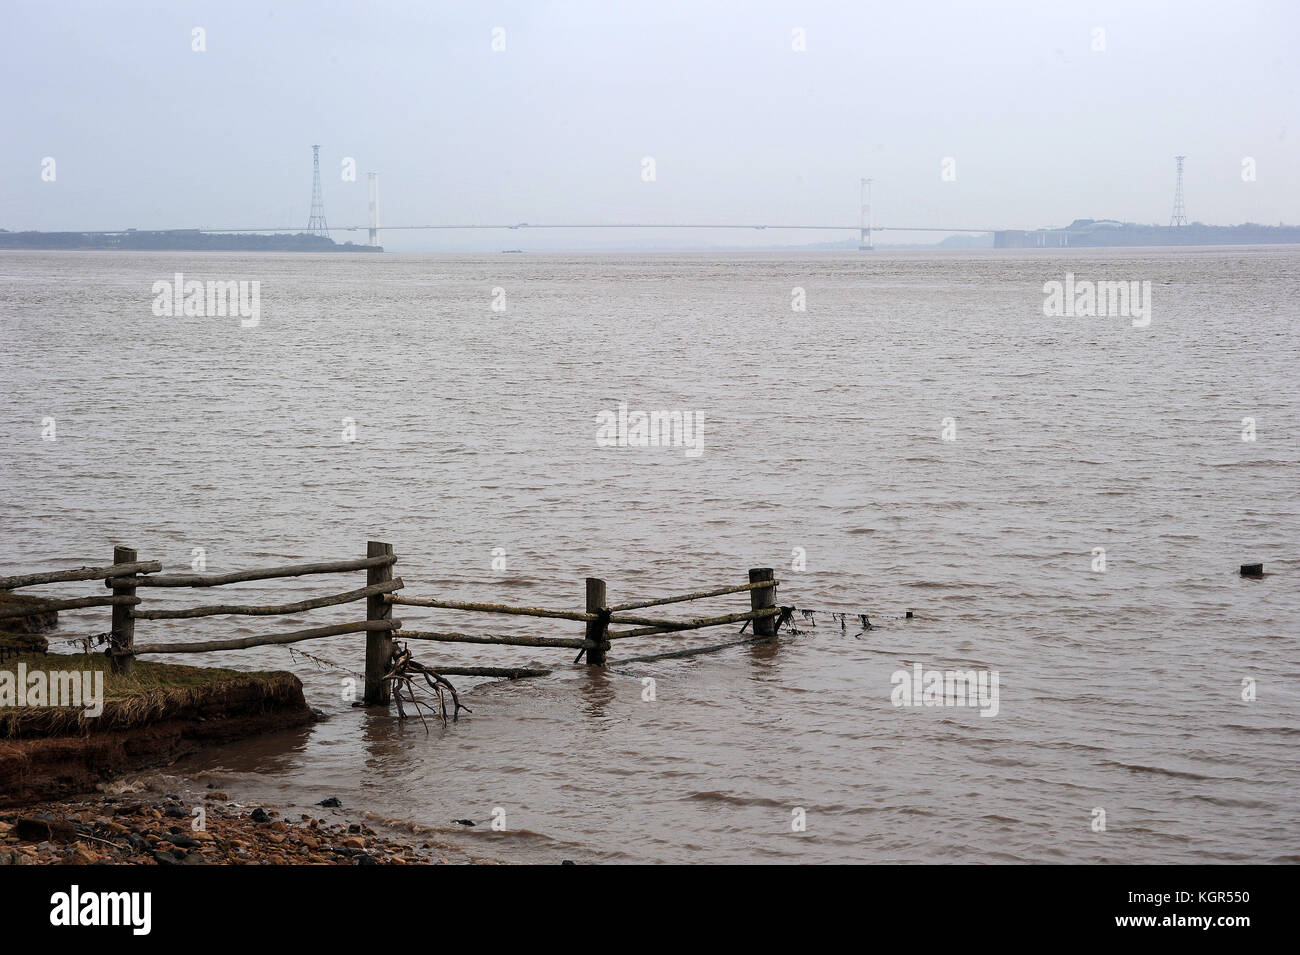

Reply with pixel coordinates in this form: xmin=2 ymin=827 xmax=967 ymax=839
xmin=0 ymin=779 xmax=499 ymax=865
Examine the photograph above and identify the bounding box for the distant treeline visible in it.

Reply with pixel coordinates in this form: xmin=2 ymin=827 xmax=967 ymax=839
xmin=0 ymin=230 xmax=382 ymax=252
xmin=995 ymin=221 xmax=1300 ymax=249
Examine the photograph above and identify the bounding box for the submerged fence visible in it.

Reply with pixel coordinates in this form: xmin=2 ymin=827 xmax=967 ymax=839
xmin=0 ymin=542 xmax=783 ymax=706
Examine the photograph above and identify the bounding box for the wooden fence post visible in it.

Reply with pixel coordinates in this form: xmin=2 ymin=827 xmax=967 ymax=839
xmin=363 ymin=541 xmax=394 ymax=705
xmin=110 ymin=545 xmax=137 ymax=675
xmin=749 ymin=568 xmax=776 ymax=640
xmin=585 ymin=577 xmax=609 ymax=666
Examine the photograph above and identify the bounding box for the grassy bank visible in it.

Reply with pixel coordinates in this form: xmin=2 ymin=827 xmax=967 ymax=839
xmin=1 ymin=644 xmax=316 ymax=805
xmin=1 ymin=652 xmax=303 ymax=738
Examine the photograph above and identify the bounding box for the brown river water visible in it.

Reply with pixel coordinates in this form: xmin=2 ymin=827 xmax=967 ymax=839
xmin=1 ymin=248 xmax=1297 ymax=863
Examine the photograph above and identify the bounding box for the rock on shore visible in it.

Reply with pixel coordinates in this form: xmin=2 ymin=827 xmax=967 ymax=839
xmin=0 ymin=790 xmax=464 ymax=865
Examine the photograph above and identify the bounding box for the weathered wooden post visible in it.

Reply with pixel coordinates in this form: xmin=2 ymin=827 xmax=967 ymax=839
xmin=363 ymin=541 xmax=394 ymax=705
xmin=584 ymin=577 xmax=609 ymax=666
xmin=749 ymin=568 xmax=776 ymax=640
xmin=110 ymin=545 xmax=137 ymax=675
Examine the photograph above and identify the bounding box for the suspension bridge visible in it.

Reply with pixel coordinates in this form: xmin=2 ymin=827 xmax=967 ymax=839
xmin=28 ymin=154 xmax=1001 ymax=250
xmin=193 ymin=157 xmax=998 ymax=249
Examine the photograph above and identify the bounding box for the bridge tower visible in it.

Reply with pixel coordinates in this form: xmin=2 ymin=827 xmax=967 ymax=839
xmin=367 ymin=173 xmax=380 ymax=246
xmin=1169 ymin=155 xmax=1187 ymax=227
xmin=859 ymin=178 xmax=874 ymax=250
xmin=307 ymin=145 xmax=330 ymax=238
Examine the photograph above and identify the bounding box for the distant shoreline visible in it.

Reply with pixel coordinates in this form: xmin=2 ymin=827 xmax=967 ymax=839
xmin=4 ymin=233 xmax=1300 ymax=254
xmin=0 ymin=230 xmax=381 ymax=253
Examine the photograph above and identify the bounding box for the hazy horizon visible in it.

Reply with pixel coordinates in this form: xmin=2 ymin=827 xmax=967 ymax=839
xmin=2 ymin=0 xmax=1297 ymax=251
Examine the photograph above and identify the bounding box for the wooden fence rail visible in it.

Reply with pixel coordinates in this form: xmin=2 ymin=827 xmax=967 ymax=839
xmin=1 ymin=543 xmax=404 ymax=697
xmin=0 ymin=561 xmax=162 ymax=590
xmin=0 ymin=594 xmax=139 ymax=619
xmin=387 ymin=594 xmax=594 ymax=622
xmin=105 ymin=554 xmax=394 ymax=589
xmin=134 ymin=579 xmax=403 ymax=620
xmin=130 ymin=619 xmax=401 ymax=656
xmin=608 ymin=607 xmax=780 ymax=639
xmin=2 ymin=542 xmax=785 ymax=708
xmin=607 ymin=579 xmax=775 ymax=613
xmin=388 ymin=569 xmax=783 ymax=669
xmin=396 ymin=629 xmax=594 ymax=650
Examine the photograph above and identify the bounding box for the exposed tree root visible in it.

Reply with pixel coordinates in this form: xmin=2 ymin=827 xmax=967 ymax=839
xmin=382 ymin=643 xmax=471 ymax=731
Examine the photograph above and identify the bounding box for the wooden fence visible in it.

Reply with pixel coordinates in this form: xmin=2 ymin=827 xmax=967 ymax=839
xmin=0 ymin=542 xmax=782 ymax=706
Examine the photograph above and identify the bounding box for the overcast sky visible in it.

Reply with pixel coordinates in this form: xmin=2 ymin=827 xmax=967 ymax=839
xmin=2 ymin=0 xmax=1296 ymax=250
